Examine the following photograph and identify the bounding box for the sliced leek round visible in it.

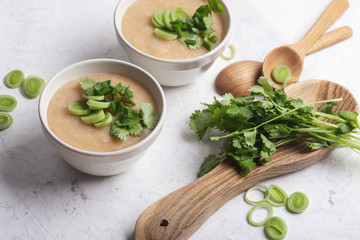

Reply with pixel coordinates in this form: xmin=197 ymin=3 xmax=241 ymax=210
xmin=154 ymin=28 xmax=178 ymax=41
xmin=5 ymin=69 xmax=25 ymax=88
xmin=0 ymin=112 xmax=13 ymax=130
xmin=265 ymin=216 xmax=287 ymax=240
xmin=94 ymin=112 xmax=112 ymax=127
xmin=152 ymin=11 xmax=165 ymax=28
xmin=23 ymin=75 xmax=45 ymax=98
xmin=247 ymin=203 xmax=273 ymax=226
xmin=80 ymin=110 xmax=105 ymax=124
xmin=68 ymin=101 xmax=91 ymax=115
xmin=287 ymin=192 xmax=309 ymax=213
xmin=0 ymin=95 xmax=17 ymax=112
xmin=86 ymin=99 xmax=111 ymax=110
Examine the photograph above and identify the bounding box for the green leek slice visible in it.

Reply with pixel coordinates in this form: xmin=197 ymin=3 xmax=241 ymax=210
xmin=267 ymin=185 xmax=288 ymax=207
xmin=247 ymin=203 xmax=273 ymax=226
xmin=0 ymin=112 xmax=13 ymax=130
xmin=163 ymin=10 xmax=173 ymax=31
xmin=170 ymin=8 xmax=189 ymax=21
xmin=221 ymin=44 xmax=236 ymax=60
xmin=152 ymin=11 xmax=165 ymax=28
xmin=244 ymin=185 xmax=269 ymax=205
xmin=94 ymin=112 xmax=112 ymax=127
xmin=265 ymin=216 xmax=288 ymax=240
xmin=5 ymin=70 xmax=25 ymax=88
xmin=86 ymin=99 xmax=111 ymax=110
xmin=272 ymin=65 xmax=291 ymax=84
xmin=68 ymin=101 xmax=91 ymax=116
xmin=83 ymin=94 xmax=105 ymax=101
xmin=80 ymin=110 xmax=105 ymax=124
xmin=0 ymin=95 xmax=17 ymax=112
xmin=23 ymin=75 xmax=45 ymax=98
xmin=154 ymin=28 xmax=178 ymax=41
xmin=287 ymin=192 xmax=309 ymax=213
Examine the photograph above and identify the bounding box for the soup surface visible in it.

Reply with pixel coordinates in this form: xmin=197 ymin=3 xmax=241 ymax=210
xmin=47 ymin=73 xmax=156 ymax=152
xmin=122 ymin=0 xmax=225 ymax=59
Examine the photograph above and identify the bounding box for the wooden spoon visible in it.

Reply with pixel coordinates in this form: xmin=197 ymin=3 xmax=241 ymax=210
xmin=216 ymin=26 xmax=353 ymax=97
xmin=262 ymin=0 xmax=349 ymax=85
xmin=135 ymin=80 xmax=358 ymax=240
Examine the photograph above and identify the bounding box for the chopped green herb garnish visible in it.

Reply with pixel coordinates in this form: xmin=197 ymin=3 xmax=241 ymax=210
xmin=69 ymin=79 xmax=160 ymax=140
xmin=151 ymin=0 xmax=224 ymax=51
xmin=190 ymin=77 xmax=360 ymax=177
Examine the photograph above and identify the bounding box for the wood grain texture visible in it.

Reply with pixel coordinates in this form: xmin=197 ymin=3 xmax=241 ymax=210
xmin=262 ymin=0 xmax=349 ymax=83
xmin=135 ymin=80 xmax=358 ymax=240
xmin=215 ymin=26 xmax=352 ymax=97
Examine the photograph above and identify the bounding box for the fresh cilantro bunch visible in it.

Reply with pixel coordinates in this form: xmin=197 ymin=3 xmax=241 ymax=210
xmin=190 ymin=77 xmax=360 ymax=178
xmin=80 ymin=79 xmax=159 ymax=140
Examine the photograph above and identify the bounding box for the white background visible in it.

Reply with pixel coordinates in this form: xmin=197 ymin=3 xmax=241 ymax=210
xmin=1 ymin=0 xmax=360 ymax=239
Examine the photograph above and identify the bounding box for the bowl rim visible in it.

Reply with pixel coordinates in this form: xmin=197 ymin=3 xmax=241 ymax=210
xmin=113 ymin=0 xmax=232 ymax=64
xmin=38 ymin=58 xmax=167 ymax=157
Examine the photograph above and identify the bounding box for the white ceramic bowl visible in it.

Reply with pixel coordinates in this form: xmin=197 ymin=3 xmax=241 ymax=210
xmin=114 ymin=0 xmax=232 ymax=87
xmin=38 ymin=59 xmax=166 ymax=176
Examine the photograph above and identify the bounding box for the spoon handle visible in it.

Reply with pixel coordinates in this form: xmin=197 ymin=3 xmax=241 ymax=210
xmin=306 ymin=26 xmax=352 ymax=55
xmin=296 ymin=0 xmax=349 ymax=54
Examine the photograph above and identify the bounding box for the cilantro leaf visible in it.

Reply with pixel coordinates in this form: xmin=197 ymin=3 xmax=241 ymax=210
xmin=339 ymin=110 xmax=359 ymax=128
xmin=197 ymin=154 xmax=223 ymax=178
xmin=207 ymin=0 xmax=224 ymax=14
xmin=129 ymin=123 xmax=143 ymax=136
xmin=80 ymin=79 xmax=96 ymax=91
xmin=109 ymin=123 xmax=129 ymax=141
xmin=141 ymin=102 xmax=160 ymax=130
xmin=190 ymin=110 xmax=212 ymax=139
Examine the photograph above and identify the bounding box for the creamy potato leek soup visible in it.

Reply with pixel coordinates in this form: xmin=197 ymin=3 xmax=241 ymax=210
xmin=122 ymin=0 xmax=225 ymax=59
xmin=47 ymin=73 xmax=157 ymax=152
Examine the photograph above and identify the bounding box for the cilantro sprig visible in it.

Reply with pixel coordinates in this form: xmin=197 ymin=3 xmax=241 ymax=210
xmin=190 ymin=77 xmax=360 ymax=177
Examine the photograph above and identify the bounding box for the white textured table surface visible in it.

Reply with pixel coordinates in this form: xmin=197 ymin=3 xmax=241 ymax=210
xmin=1 ymin=0 xmax=360 ymax=239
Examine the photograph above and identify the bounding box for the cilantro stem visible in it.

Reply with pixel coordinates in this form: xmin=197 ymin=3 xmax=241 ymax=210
xmin=314 ymin=111 xmax=346 ymax=123
xmin=211 ymin=98 xmax=344 ymax=141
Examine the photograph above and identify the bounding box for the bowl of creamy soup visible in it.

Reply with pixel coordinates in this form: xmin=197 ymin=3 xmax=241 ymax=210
xmin=38 ymin=59 xmax=166 ymax=176
xmin=114 ymin=0 xmax=232 ymax=87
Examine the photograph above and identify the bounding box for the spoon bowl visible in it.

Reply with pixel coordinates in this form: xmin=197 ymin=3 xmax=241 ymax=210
xmin=262 ymin=45 xmax=303 ymax=86
xmin=135 ymin=79 xmax=358 ymax=240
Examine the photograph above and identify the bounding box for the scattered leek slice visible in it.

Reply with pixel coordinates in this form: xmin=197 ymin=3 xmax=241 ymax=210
xmin=244 ymin=185 xmax=269 ymax=205
xmin=221 ymin=44 xmax=236 ymax=60
xmin=0 ymin=95 xmax=17 ymax=112
xmin=267 ymin=185 xmax=288 ymax=207
xmin=80 ymin=110 xmax=105 ymax=124
xmin=287 ymin=192 xmax=309 ymax=213
xmin=68 ymin=101 xmax=91 ymax=116
xmin=247 ymin=203 xmax=273 ymax=226
xmin=0 ymin=112 xmax=13 ymax=130
xmin=5 ymin=70 xmax=25 ymax=88
xmin=265 ymin=216 xmax=288 ymax=240
xmin=23 ymin=75 xmax=45 ymax=98
xmin=93 ymin=112 xmax=113 ymax=127
xmin=272 ymin=65 xmax=291 ymax=84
